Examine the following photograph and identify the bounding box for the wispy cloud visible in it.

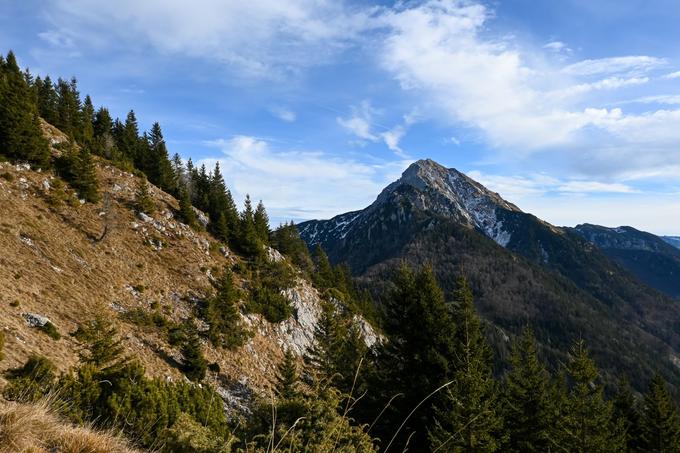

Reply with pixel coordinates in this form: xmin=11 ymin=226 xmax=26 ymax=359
xmin=269 ymin=106 xmax=296 ymax=122
xmin=200 ymin=135 xmax=411 ymax=222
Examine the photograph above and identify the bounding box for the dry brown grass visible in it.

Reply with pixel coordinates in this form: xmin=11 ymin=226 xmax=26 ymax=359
xmin=0 ymin=399 xmax=140 ymax=453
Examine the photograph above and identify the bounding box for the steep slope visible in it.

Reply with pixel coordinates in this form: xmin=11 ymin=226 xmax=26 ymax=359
xmin=299 ymin=159 xmax=680 ymax=391
xmin=0 ymin=157 xmax=375 ymax=405
xmin=572 ymin=224 xmax=680 ymax=299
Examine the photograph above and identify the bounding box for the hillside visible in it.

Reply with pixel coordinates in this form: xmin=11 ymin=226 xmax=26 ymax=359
xmin=0 ymin=152 xmax=377 ymax=400
xmin=299 ymin=159 xmax=680 ymax=392
xmin=571 ymin=224 xmax=680 ymax=300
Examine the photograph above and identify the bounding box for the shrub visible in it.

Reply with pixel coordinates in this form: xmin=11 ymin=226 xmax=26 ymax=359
xmin=39 ymin=322 xmax=61 ymax=340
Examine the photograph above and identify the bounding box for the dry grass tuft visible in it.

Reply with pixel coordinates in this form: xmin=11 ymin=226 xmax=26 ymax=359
xmin=0 ymin=399 xmax=140 ymax=453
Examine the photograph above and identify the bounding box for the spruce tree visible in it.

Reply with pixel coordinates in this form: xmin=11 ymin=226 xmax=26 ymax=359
xmin=71 ymin=317 xmax=126 ymax=370
xmin=501 ymin=328 xmax=555 ymax=452
xmin=80 ymin=94 xmax=95 ymax=146
xmin=205 ymin=269 xmax=249 ymax=349
xmin=36 ymin=75 xmax=58 ymax=124
xmin=239 ymin=194 xmax=262 ymax=257
xmin=312 ymin=244 xmax=335 ymax=289
xmin=0 ymin=51 xmax=50 ymax=167
xmin=613 ymin=378 xmax=643 ymax=452
xmin=557 ymin=339 xmax=625 ymax=452
xmin=254 ymin=200 xmax=270 ymax=244
xmin=181 ymin=321 xmax=207 ymax=382
xmin=73 ymin=145 xmax=100 ymax=203
xmin=135 ymin=177 xmax=155 ymax=214
xmin=207 ymin=162 xmax=239 ymax=241
xmin=146 ymin=122 xmax=175 ymax=193
xmin=276 ymin=349 xmax=300 ymax=400
xmin=178 ymin=185 xmax=198 ymax=228
xmin=119 ymin=110 xmax=141 ymax=164
xmin=372 ymin=265 xmax=458 ymax=450
xmin=640 ymin=374 xmax=680 ymax=452
xmin=304 ymin=302 xmax=345 ymax=382
xmin=429 ymin=276 xmax=502 ymax=453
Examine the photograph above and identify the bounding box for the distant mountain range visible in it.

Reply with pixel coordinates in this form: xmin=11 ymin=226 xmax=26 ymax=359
xmin=299 ymin=159 xmax=680 ymax=391
xmin=663 ymin=236 xmax=680 ymax=250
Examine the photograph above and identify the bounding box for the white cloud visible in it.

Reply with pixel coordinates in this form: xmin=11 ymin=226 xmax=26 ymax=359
xmin=663 ymin=70 xmax=680 ymax=80
xmin=269 ymin=106 xmax=296 ymax=122
xmin=44 ymin=0 xmax=376 ymax=78
xmin=562 ymin=56 xmax=666 ymax=76
xmin=543 ymin=41 xmax=571 ymax=53
xmin=200 ymin=135 xmax=411 ymax=222
xmin=337 ymin=100 xmax=380 ymax=141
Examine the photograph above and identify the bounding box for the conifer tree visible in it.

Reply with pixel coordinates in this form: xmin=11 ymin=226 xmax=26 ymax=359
xmin=0 ymin=51 xmax=50 ymax=167
xmin=613 ymin=378 xmax=644 ymax=452
xmin=80 ymin=94 xmax=95 ymax=146
xmin=135 ymin=177 xmax=155 ymax=214
xmin=71 ymin=317 xmax=126 ymax=370
xmin=429 ymin=276 xmax=502 ymax=453
xmin=181 ymin=321 xmax=207 ymax=382
xmin=373 ymin=265 xmax=458 ymax=450
xmin=178 ymin=185 xmax=198 ymax=228
xmin=214 ymin=212 xmax=230 ymax=243
xmin=305 ymin=302 xmax=345 ymax=382
xmin=92 ymin=107 xmax=118 ymax=160
xmin=146 ymin=122 xmax=175 ymax=193
xmin=207 ymin=162 xmax=239 ymax=241
xmin=640 ymin=374 xmax=680 ymax=452
xmin=254 ymin=200 xmax=270 ymax=244
xmin=36 ymin=74 xmax=58 ymax=124
xmin=119 ymin=110 xmax=141 ymax=164
xmin=557 ymin=340 xmax=625 ymax=452
xmin=73 ymin=145 xmax=100 ymax=203
xmin=312 ymin=244 xmax=335 ymax=289
xmin=239 ymin=194 xmax=262 ymax=257
xmin=205 ymin=269 xmax=249 ymax=349
xmin=276 ymin=349 xmax=300 ymax=400
xmin=501 ymin=328 xmax=555 ymax=452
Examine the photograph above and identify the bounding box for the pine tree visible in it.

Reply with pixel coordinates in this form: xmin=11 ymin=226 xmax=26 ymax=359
xmin=181 ymin=321 xmax=207 ymax=382
xmin=36 ymin=75 xmax=58 ymax=124
xmin=276 ymin=349 xmax=300 ymax=400
xmin=372 ymin=265 xmax=458 ymax=450
xmin=178 ymin=185 xmax=198 ymax=228
xmin=501 ymin=328 xmax=555 ymax=452
xmin=0 ymin=51 xmax=50 ymax=167
xmin=73 ymin=145 xmax=100 ymax=203
xmin=304 ymin=302 xmax=345 ymax=382
xmin=254 ymin=200 xmax=270 ymax=244
xmin=214 ymin=211 xmax=230 ymax=243
xmin=613 ymin=378 xmax=643 ymax=452
xmin=146 ymin=122 xmax=175 ymax=193
xmin=71 ymin=317 xmax=126 ymax=370
xmin=238 ymin=194 xmax=262 ymax=257
xmin=205 ymin=269 xmax=249 ymax=349
xmin=640 ymin=374 xmax=680 ymax=452
xmin=557 ymin=339 xmax=625 ymax=452
xmin=135 ymin=177 xmax=155 ymax=214
xmin=80 ymin=94 xmax=95 ymax=146
xmin=312 ymin=245 xmax=335 ymax=289
xmin=207 ymin=162 xmax=239 ymax=242
xmin=119 ymin=110 xmax=141 ymax=164
xmin=429 ymin=276 xmax=502 ymax=453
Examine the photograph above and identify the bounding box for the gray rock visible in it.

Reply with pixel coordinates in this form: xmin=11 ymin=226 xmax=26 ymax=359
xmin=22 ymin=312 xmax=51 ymax=328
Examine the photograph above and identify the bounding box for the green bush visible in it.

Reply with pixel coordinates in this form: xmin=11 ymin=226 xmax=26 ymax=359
xmin=39 ymin=321 xmax=61 ymax=340
xmin=3 ymin=355 xmax=56 ymax=402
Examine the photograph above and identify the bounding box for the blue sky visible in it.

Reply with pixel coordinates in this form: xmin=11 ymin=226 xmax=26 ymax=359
xmin=3 ymin=0 xmax=680 ymax=234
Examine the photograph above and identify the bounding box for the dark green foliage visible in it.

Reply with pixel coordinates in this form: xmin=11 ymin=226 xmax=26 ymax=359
xmin=429 ymin=277 xmax=502 ymax=453
xmin=178 ymin=185 xmax=198 ymax=228
xmin=204 ymin=268 xmax=250 ymax=349
xmin=3 ymin=355 xmax=56 ymax=402
xmin=556 ymin=340 xmax=625 ymax=452
xmin=55 ymin=77 xmax=82 ymax=139
xmin=613 ymin=378 xmax=644 ymax=452
xmin=71 ymin=317 xmax=126 ymax=369
xmin=206 ymin=162 xmax=239 ymax=242
xmin=271 ymin=222 xmax=313 ymax=271
xmin=238 ymin=194 xmax=263 ymax=257
xmin=38 ymin=321 xmax=61 ymax=340
xmin=56 ymin=140 xmax=100 ymax=202
xmin=277 ymin=349 xmax=300 ymax=400
xmin=145 ymin=122 xmax=176 ymax=194
xmin=135 ymin=176 xmax=155 ymax=214
xmin=164 ymin=412 xmax=234 ymax=453
xmin=501 ymin=328 xmax=555 ymax=452
xmin=181 ymin=321 xmax=207 ymax=382
xmin=253 ymin=200 xmax=270 ymax=244
xmin=0 ymin=51 xmax=51 ymax=167
xmin=372 ymin=265 xmax=458 ymax=450
xmin=245 ymin=259 xmax=295 ymax=323
xmin=36 ymin=74 xmax=58 ymax=124
xmin=640 ymin=374 xmax=680 ymax=452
